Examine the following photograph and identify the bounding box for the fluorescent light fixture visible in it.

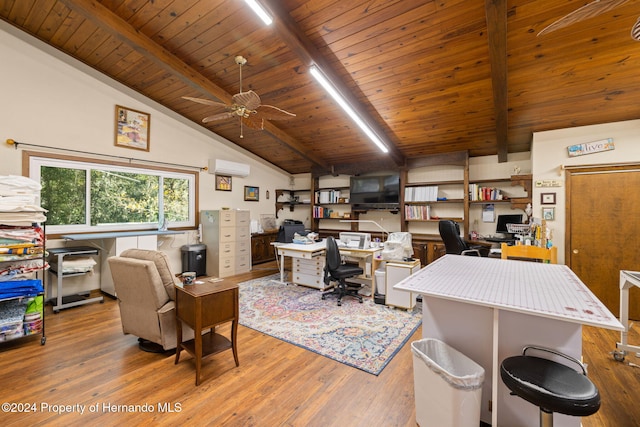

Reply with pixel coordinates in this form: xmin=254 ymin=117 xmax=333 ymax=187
xmin=310 ymin=66 xmax=388 ymax=153
xmin=244 ymin=0 xmax=272 ymax=25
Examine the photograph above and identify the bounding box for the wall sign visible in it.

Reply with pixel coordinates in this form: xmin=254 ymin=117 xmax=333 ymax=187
xmin=567 ymin=138 xmax=614 ymax=157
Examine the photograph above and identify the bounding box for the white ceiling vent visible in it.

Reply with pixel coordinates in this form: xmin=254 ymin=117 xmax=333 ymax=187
xmin=208 ymin=159 xmax=250 ymax=177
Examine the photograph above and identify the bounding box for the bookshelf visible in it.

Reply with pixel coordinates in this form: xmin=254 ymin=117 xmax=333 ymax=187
xmin=310 ymin=177 xmax=355 ymax=231
xmin=401 ymin=151 xmax=469 ymax=235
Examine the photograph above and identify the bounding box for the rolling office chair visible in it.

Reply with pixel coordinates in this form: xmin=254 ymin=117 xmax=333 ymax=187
xmin=321 ymin=236 xmax=364 ymax=306
xmin=438 ymin=219 xmax=488 ymax=257
xmin=501 ymin=345 xmax=600 ymax=427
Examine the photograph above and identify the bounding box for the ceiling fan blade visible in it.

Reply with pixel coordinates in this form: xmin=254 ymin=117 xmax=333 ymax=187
xmin=538 ymin=0 xmax=630 ymax=36
xmin=632 ymin=16 xmax=640 ymax=40
xmin=257 ymin=105 xmax=297 ymax=120
xmin=182 ymin=96 xmax=228 ymax=108
xmin=202 ymin=111 xmax=235 ymax=123
xmin=233 ymin=90 xmax=262 ymax=111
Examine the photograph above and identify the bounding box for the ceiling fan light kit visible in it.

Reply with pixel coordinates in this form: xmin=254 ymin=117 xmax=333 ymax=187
xmin=309 ymin=65 xmax=389 ymax=154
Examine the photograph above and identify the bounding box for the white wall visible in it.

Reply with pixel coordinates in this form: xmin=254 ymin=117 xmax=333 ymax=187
xmin=531 ymin=119 xmax=640 ymax=263
xmin=0 ymin=22 xmax=295 ymax=296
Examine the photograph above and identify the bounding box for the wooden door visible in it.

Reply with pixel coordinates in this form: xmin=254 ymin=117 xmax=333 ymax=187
xmin=567 ymin=167 xmax=640 ymax=319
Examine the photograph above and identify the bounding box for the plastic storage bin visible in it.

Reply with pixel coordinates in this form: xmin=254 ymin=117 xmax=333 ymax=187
xmin=411 ymin=338 xmax=484 ymax=427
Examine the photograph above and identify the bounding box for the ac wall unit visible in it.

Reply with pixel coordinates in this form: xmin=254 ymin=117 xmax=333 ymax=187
xmin=208 ymin=159 xmax=250 ymax=177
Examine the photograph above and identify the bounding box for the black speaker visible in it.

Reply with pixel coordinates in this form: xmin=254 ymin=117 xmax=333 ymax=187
xmin=181 ymin=244 xmax=207 ymax=277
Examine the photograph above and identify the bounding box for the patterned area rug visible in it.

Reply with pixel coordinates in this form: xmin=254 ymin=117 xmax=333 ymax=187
xmin=238 ymin=274 xmax=422 ymax=375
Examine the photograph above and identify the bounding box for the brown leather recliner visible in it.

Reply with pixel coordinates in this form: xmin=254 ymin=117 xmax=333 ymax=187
xmin=107 ymin=248 xmax=194 ymax=352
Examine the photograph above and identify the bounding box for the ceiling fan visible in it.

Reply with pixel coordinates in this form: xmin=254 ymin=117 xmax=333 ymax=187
xmin=537 ymin=0 xmax=640 ymax=41
xmin=183 ymin=55 xmax=296 ymax=137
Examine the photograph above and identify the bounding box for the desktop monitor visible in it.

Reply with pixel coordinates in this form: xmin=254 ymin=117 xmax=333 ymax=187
xmin=496 ymin=214 xmax=523 ymax=235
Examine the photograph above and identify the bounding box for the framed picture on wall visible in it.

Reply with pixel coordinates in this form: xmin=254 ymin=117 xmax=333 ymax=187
xmin=540 ymin=192 xmax=556 ymax=205
xmin=215 ymin=175 xmax=232 ymax=191
xmin=114 ymin=105 xmax=150 ymax=151
xmin=244 ymin=186 xmax=259 ymax=201
xmin=542 ymin=207 xmax=555 ymax=221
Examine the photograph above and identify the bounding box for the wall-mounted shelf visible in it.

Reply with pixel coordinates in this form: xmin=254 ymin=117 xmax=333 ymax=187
xmin=275 ymin=189 xmax=310 ymax=218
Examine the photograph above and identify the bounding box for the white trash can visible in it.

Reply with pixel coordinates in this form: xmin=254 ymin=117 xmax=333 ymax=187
xmin=375 ymin=267 xmax=386 ymax=295
xmin=411 ymin=338 xmax=484 ymax=427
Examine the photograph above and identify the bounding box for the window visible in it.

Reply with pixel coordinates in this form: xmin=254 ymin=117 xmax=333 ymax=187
xmin=29 ymin=154 xmax=197 ymax=234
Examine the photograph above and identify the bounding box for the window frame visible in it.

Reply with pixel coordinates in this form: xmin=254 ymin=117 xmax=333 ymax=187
xmin=24 ymin=151 xmax=198 ymax=235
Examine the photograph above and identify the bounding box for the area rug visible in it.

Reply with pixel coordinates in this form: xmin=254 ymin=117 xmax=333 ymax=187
xmin=238 ymin=274 xmax=422 ymax=375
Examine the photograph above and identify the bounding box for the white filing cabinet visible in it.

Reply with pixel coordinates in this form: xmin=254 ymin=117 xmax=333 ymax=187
xmin=292 ymin=255 xmax=328 ymax=289
xmin=201 ymin=210 xmax=251 ymax=278
xmin=385 ymin=259 xmax=421 ymax=310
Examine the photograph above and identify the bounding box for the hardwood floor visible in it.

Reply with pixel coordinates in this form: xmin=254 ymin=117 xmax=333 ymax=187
xmin=0 ymin=261 xmax=638 ymax=426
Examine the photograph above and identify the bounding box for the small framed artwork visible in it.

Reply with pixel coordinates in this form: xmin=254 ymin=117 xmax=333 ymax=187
xmin=542 ymin=207 xmax=555 ymax=221
xmin=540 ymin=192 xmax=556 ymax=205
xmin=215 ymin=175 xmax=232 ymax=191
xmin=115 ymin=105 xmax=150 ymax=151
xmin=244 ymin=186 xmax=259 ymax=201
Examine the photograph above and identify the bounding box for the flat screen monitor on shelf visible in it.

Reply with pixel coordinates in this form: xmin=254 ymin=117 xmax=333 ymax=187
xmin=496 ymin=214 xmax=523 ymax=237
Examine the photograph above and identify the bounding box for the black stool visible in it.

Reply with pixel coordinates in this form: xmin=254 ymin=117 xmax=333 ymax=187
xmin=500 ymin=345 xmax=600 ymax=427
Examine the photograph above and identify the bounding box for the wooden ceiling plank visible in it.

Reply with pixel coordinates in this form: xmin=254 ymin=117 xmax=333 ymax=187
xmin=142 ymin=0 xmax=208 ymax=42
xmin=6 ymin=0 xmax=32 ymax=26
xmin=23 ymin=0 xmax=55 ymax=32
xmin=49 ymin=9 xmax=85 ymax=46
xmin=165 ymin=2 xmax=244 ymax=60
xmin=34 ymin=2 xmax=71 ymax=40
xmin=84 ymin=34 xmax=124 ymax=67
xmin=312 ymin=1 xmax=436 ymax=48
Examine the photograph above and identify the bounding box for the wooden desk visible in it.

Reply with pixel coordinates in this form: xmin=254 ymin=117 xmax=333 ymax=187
xmin=174 ymin=278 xmax=239 ymax=386
xmin=395 ymin=255 xmax=622 ymax=427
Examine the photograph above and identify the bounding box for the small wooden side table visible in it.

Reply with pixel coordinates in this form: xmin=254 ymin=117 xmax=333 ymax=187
xmin=174 ymin=278 xmax=239 ymax=385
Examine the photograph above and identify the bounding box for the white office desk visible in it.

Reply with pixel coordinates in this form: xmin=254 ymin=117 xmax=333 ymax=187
xmin=395 ymin=255 xmax=622 ymax=427
xmin=275 ymin=240 xmax=381 ymax=290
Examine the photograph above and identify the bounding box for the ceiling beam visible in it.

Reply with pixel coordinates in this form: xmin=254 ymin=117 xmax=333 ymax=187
xmin=261 ymin=0 xmax=406 ymax=167
xmin=485 ymin=0 xmax=509 ymax=162
xmin=58 ymin=0 xmax=331 ymax=171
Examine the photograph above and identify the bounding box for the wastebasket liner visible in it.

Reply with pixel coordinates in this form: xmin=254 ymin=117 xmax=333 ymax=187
xmin=412 ymin=338 xmax=485 ymax=390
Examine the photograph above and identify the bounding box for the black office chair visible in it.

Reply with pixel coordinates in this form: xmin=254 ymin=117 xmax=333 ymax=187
xmin=321 ymin=236 xmax=364 ymax=306
xmin=501 ymin=345 xmax=600 ymax=427
xmin=438 ymin=219 xmax=487 ymax=256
